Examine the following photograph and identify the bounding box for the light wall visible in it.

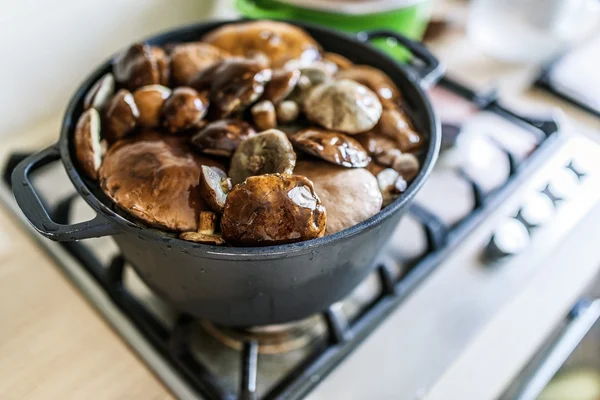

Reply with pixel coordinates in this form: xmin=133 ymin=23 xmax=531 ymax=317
xmin=0 ymin=0 xmax=237 ymax=137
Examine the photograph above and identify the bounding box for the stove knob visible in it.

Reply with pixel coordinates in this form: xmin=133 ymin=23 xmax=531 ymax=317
xmin=518 ymin=192 xmax=555 ymax=229
xmin=485 ymin=218 xmax=530 ymax=260
xmin=546 ymin=167 xmax=580 ymax=201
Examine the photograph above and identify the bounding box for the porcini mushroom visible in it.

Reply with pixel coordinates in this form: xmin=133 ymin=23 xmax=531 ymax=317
xmin=229 ymin=129 xmax=296 ymax=185
xmin=84 ymin=73 xmax=115 ymax=111
xmin=372 ymin=107 xmax=423 ymax=153
xmin=170 ymin=42 xmax=229 ymax=86
xmin=304 ymin=79 xmax=382 ymax=135
xmin=202 ymin=20 xmax=322 ymax=68
xmin=221 ymin=174 xmax=326 ymax=246
xmin=276 ymin=100 xmax=300 ymax=124
xmin=336 ymin=65 xmax=401 ymax=108
xmin=376 ymin=168 xmax=408 ymax=207
xmin=152 ymin=46 xmax=170 ymax=87
xmin=74 ymin=108 xmax=102 ymax=180
xmin=290 ymin=128 xmax=369 ymax=168
xmin=113 ymin=43 xmax=165 ymax=90
xmin=99 ymin=131 xmax=223 ymax=231
xmin=162 ymin=87 xmax=209 ymax=133
xmin=199 ymin=165 xmax=231 ymax=213
xmin=251 ymin=100 xmax=277 ymax=131
xmin=190 ymin=119 xmax=256 ymax=157
xmin=262 ymin=68 xmax=301 ymax=104
xmin=133 ymin=85 xmax=172 ymax=128
xmin=391 ymin=152 xmax=420 ymax=181
xmin=179 ymin=211 xmax=225 ymax=245
xmin=102 ymin=89 xmax=139 ymax=142
xmin=295 ymin=160 xmax=382 ymax=234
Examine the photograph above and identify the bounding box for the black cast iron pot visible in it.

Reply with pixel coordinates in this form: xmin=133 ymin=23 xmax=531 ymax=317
xmin=12 ymin=20 xmax=442 ymax=327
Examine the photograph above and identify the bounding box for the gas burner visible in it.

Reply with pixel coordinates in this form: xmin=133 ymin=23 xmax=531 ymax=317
xmin=199 ymin=316 xmax=325 ymax=354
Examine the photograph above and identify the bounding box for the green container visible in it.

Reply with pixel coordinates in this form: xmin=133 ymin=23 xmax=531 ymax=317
xmin=236 ymin=0 xmax=432 ymax=61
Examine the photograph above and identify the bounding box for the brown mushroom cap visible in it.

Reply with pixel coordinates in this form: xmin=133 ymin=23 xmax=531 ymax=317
xmin=376 ymin=168 xmax=407 ymax=207
xmin=84 ymin=73 xmax=115 ymax=111
xmin=202 ymin=20 xmax=322 ymax=68
xmin=199 ymin=165 xmax=231 ymax=213
xmin=74 ymin=108 xmax=102 ymax=180
xmin=262 ymin=68 xmax=301 ymax=104
xmin=162 ymin=87 xmax=209 ymax=133
xmin=290 ymin=128 xmax=369 ymax=168
xmin=99 ymin=131 xmax=223 ymax=231
xmin=152 ymin=46 xmax=170 ymax=87
xmin=133 ymin=85 xmax=171 ymax=128
xmin=295 ymin=160 xmax=382 ymax=234
xmin=113 ymin=43 xmax=162 ymax=90
xmin=355 ymin=131 xmax=397 ymax=156
xmin=251 ymin=100 xmax=277 ymax=131
xmin=371 ymin=107 xmax=423 ymax=152
xmin=336 ymin=65 xmax=401 ymax=108
xmin=304 ymin=79 xmax=382 ymax=135
xmin=221 ymin=174 xmax=326 ymax=246
xmin=170 ymin=42 xmax=229 ymax=86
xmin=103 ymin=89 xmax=139 ymax=142
xmin=190 ymin=119 xmax=256 ymax=157
xmin=323 ymin=52 xmax=354 ymax=71
xmin=229 ymin=129 xmax=296 ymax=185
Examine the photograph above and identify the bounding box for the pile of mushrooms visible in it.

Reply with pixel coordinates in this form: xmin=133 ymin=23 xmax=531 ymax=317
xmin=73 ymin=20 xmax=424 ymax=246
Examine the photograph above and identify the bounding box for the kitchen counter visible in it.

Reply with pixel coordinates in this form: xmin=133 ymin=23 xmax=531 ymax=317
xmin=1 ymin=2 xmax=600 ymax=399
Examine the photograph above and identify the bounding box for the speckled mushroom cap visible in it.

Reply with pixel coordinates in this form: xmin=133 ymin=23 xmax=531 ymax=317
xmin=202 ymin=20 xmax=322 ymax=68
xmin=221 ymin=174 xmax=326 ymax=246
xmin=98 ymin=131 xmax=223 ymax=232
xmin=295 ymin=160 xmax=382 ymax=234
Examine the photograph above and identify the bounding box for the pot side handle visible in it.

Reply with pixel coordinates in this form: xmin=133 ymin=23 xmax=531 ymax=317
xmin=357 ymin=30 xmax=445 ymax=89
xmin=11 ymin=145 xmax=122 ymax=241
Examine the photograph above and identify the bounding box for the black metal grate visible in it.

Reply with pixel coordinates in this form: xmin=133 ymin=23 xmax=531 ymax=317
xmin=2 ymin=78 xmax=561 ymax=400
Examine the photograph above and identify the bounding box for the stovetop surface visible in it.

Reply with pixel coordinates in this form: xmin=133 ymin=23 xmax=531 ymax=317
xmin=5 ymin=77 xmax=600 ymax=400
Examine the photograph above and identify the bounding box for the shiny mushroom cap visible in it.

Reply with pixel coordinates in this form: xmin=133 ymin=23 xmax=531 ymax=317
xmin=229 ymin=129 xmax=296 ymax=185
xmin=290 ymin=128 xmax=369 ymax=168
xmin=133 ymin=85 xmax=171 ymax=128
xmin=202 ymin=20 xmax=322 ymax=68
xmin=190 ymin=119 xmax=256 ymax=157
xmin=304 ymin=79 xmax=382 ymax=135
xmin=102 ymin=89 xmax=139 ymax=142
xmin=221 ymin=174 xmax=326 ymax=246
xmin=98 ymin=131 xmax=223 ymax=231
xmin=336 ymin=65 xmax=401 ymax=108
xmin=162 ymin=87 xmax=209 ymax=133
xmin=74 ymin=108 xmax=102 ymax=180
xmin=199 ymin=165 xmax=231 ymax=213
xmin=295 ymin=160 xmax=382 ymax=234
xmin=371 ymin=107 xmax=423 ymax=153
xmin=170 ymin=42 xmax=229 ymax=86
xmin=113 ymin=43 xmax=166 ymax=90
xmin=262 ymin=68 xmax=301 ymax=104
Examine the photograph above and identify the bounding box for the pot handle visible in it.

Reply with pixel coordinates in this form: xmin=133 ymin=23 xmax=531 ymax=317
xmin=11 ymin=144 xmax=122 ymax=241
xmin=357 ymin=30 xmax=445 ymax=89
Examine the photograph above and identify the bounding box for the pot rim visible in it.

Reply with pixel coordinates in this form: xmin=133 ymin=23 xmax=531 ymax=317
xmin=59 ymin=19 xmax=441 ymax=259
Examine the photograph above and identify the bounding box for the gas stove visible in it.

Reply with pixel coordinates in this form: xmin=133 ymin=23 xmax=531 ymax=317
xmin=2 ymin=78 xmax=600 ymax=400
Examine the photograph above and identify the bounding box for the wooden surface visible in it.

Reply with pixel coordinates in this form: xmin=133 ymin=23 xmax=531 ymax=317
xmin=0 ymin=120 xmax=173 ymax=400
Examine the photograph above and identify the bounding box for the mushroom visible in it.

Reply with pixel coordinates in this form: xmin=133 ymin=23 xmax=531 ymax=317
xmin=304 ymin=79 xmax=382 ymax=135
xmin=372 ymin=107 xmax=423 ymax=153
xmin=276 ymin=100 xmax=300 ymax=124
xmin=152 ymin=46 xmax=170 ymax=87
xmin=290 ymin=128 xmax=369 ymax=168
xmin=376 ymin=168 xmax=408 ymax=207
xmin=102 ymin=89 xmax=139 ymax=142
xmin=251 ymin=100 xmax=277 ymax=131
xmin=190 ymin=119 xmax=256 ymax=157
xmin=262 ymin=68 xmax=301 ymax=104
xmin=322 ymin=52 xmax=353 ymax=71
xmin=374 ymin=148 xmax=402 ymax=166
xmin=391 ymin=152 xmax=420 ymax=181
xmin=170 ymin=42 xmax=229 ymax=86
xmin=99 ymin=131 xmax=223 ymax=231
xmin=209 ymin=58 xmax=272 ymax=117
xmin=336 ymin=65 xmax=401 ymax=109
xmin=84 ymin=73 xmax=115 ymax=111
xmin=355 ymin=131 xmax=397 ymax=156
xmin=133 ymin=85 xmax=172 ymax=128
xmin=113 ymin=43 xmax=165 ymax=90
xmin=179 ymin=211 xmax=225 ymax=245
xmin=295 ymin=160 xmax=382 ymax=234
xmin=202 ymin=21 xmax=322 ymax=68
xmin=162 ymin=87 xmax=209 ymax=133
xmin=221 ymin=174 xmax=326 ymax=246
xmin=229 ymin=129 xmax=296 ymax=185
xmin=199 ymin=165 xmax=231 ymax=213
xmin=74 ymin=108 xmax=102 ymax=180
